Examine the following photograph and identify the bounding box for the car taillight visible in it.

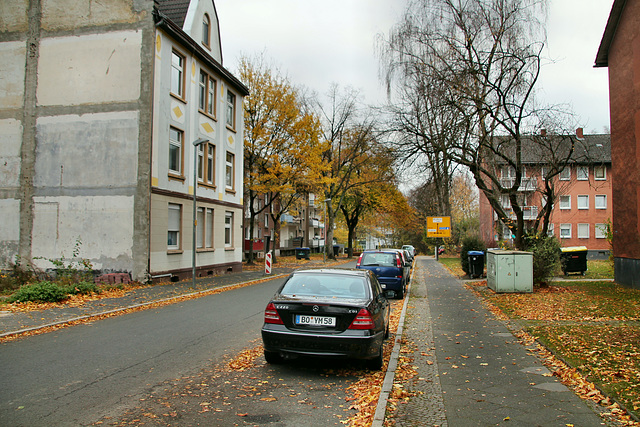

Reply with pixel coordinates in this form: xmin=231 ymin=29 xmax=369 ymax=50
xmin=348 ymin=308 xmax=375 ymax=330
xmin=264 ymin=302 xmax=283 ymax=324
xmin=356 ymin=253 xmax=363 ymax=267
xmin=396 ymin=255 xmax=402 ymax=268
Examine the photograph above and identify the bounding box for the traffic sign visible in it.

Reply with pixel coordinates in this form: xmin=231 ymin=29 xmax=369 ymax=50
xmin=427 ymin=216 xmax=452 ymax=238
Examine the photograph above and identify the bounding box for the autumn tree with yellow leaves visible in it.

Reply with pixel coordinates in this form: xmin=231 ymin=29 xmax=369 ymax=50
xmin=240 ymin=56 xmax=327 ymax=264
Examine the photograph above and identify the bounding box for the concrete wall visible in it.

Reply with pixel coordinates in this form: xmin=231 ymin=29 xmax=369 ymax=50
xmin=0 ymin=0 xmax=155 ymax=280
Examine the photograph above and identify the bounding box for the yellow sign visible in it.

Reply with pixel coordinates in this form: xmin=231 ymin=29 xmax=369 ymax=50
xmin=427 ymin=216 xmax=452 ymax=238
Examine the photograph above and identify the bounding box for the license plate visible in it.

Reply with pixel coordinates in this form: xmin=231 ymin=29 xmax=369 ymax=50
xmin=295 ymin=315 xmax=336 ymax=326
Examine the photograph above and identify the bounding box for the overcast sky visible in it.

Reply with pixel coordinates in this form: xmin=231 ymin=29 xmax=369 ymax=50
xmin=215 ymin=0 xmax=613 ymax=134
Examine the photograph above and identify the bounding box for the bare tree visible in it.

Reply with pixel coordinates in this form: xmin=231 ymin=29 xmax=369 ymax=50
xmin=380 ymin=0 xmax=583 ymax=249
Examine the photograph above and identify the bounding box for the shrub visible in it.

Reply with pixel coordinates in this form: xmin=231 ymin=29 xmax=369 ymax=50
xmin=460 ymin=235 xmax=487 ymax=275
xmin=8 ymin=281 xmax=69 ymax=303
xmin=524 ymin=233 xmax=561 ymax=286
xmin=66 ymin=281 xmax=99 ymax=296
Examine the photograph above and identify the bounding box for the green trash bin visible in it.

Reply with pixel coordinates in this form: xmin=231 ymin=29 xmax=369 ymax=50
xmin=560 ymin=246 xmax=588 ymax=275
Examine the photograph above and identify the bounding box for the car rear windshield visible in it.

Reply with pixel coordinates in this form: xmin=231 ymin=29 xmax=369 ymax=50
xmin=361 ymin=252 xmax=396 ymax=267
xmin=281 ymin=274 xmax=370 ymax=299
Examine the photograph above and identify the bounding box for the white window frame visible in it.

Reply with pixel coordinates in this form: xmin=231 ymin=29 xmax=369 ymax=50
xmin=225 ymin=151 xmax=235 ymax=191
xmin=226 ymin=90 xmax=236 ymax=129
xmin=577 ymin=195 xmax=589 ymax=210
xmin=560 ymin=223 xmax=571 ymax=239
xmin=547 ymin=223 xmax=555 ymax=237
xmin=225 ymin=211 xmax=234 ymax=247
xmin=594 ymin=165 xmax=606 ymax=181
xmin=595 ymin=195 xmax=607 ymax=209
xmin=171 ymin=50 xmax=185 ymax=99
xmin=577 ymin=223 xmax=589 ymax=239
xmin=169 ymin=126 xmax=183 ymax=176
xmin=577 ymin=166 xmax=589 ymax=181
xmin=559 ymin=167 xmax=571 ymax=181
xmin=168 ymin=203 xmax=182 ymax=251
xmin=595 ymin=223 xmax=607 ymax=239
xmin=559 ymin=195 xmax=571 ymax=210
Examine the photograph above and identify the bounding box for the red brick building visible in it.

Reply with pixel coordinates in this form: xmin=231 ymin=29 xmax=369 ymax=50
xmin=478 ymin=132 xmax=612 ymax=258
xmin=596 ymin=0 xmax=640 ymax=288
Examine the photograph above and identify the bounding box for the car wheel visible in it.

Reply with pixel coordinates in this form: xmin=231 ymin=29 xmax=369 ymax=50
xmin=384 ymin=322 xmax=390 ymax=340
xmin=366 ymin=343 xmax=384 ymax=371
xmin=396 ymin=287 xmax=404 ymax=299
xmin=264 ymin=350 xmax=283 ymax=364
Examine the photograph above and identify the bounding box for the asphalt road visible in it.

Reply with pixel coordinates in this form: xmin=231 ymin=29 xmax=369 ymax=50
xmin=0 ymin=276 xmax=287 ymax=426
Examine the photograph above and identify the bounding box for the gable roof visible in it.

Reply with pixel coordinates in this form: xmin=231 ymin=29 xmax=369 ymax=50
xmin=490 ymin=134 xmax=611 ymax=165
xmin=154 ymin=0 xmax=191 ymax=28
xmin=595 ymin=0 xmax=627 ymax=67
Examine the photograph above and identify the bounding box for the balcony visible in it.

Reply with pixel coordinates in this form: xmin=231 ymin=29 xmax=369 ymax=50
xmin=500 ymin=177 xmax=537 ymax=192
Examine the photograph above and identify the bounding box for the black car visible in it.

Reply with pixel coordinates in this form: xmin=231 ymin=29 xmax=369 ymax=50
xmin=261 ymin=268 xmax=390 ymax=370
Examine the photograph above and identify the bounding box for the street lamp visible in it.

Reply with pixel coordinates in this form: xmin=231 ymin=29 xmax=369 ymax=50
xmin=192 ymin=138 xmax=209 ymax=288
xmin=323 ymin=198 xmax=331 ymax=263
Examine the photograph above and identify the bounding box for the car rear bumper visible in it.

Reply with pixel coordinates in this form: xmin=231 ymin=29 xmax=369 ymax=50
xmin=261 ymin=328 xmax=384 ymax=359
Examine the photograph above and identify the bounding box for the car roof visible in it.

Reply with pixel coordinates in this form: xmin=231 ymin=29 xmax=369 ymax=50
xmin=293 ymin=268 xmax=369 ymax=276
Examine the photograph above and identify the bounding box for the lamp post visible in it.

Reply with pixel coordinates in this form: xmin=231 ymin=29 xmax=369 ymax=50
xmin=323 ymin=198 xmax=331 ymax=263
xmin=192 ymin=138 xmax=209 ymax=288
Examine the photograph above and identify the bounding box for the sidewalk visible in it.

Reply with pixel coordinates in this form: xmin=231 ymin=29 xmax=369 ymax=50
xmin=386 ymin=257 xmax=606 ymax=426
xmin=0 ymin=265 xmax=298 ymax=337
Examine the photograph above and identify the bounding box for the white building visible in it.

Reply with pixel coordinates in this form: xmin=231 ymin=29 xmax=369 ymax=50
xmin=0 ymin=0 xmax=247 ymax=282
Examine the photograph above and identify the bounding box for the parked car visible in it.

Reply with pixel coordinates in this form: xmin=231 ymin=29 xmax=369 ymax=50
xmin=401 ymin=245 xmax=416 ymax=259
xmin=261 ymin=268 xmax=390 ymax=370
xmin=356 ymin=250 xmax=408 ymax=299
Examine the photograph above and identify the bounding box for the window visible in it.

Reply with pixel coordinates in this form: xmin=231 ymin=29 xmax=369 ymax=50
xmin=595 ymin=223 xmax=607 ymax=239
xmin=196 ymin=207 xmax=215 ymax=249
xmin=198 ymin=70 xmax=216 ymax=116
xmin=225 ymin=212 xmax=233 ymax=247
xmin=559 ymin=167 xmax=571 ymax=181
xmin=502 ymin=166 xmax=515 ymax=178
xmin=226 ymin=90 xmax=236 ymax=129
xmin=594 ymin=165 xmax=606 ymax=180
xmin=577 ymin=195 xmax=589 ymax=210
xmin=559 ymin=195 xmax=571 ymax=209
xmin=168 ymin=203 xmax=182 ymax=250
xmin=169 ymin=127 xmax=183 ymax=176
xmin=577 ymin=166 xmax=589 ymax=181
xmin=577 ymin=223 xmax=589 ymax=239
xmin=171 ymin=50 xmax=185 ymax=99
xmin=225 ymin=152 xmax=235 ymax=191
xmin=202 ymin=14 xmax=211 ymax=47
xmin=265 ymin=214 xmax=269 ymax=228
xmin=547 ymin=223 xmax=555 ymax=237
xmin=595 ymin=195 xmax=607 ymax=209
xmin=540 ymin=166 xmax=549 ymax=179
xmin=560 ymin=223 xmax=571 ymax=239
xmin=197 ymin=142 xmax=215 ymax=186
xmin=206 ymin=208 xmax=214 ymax=248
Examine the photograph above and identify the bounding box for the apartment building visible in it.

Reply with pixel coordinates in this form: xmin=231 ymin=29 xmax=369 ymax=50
xmin=0 ymin=0 xmax=247 ymax=281
xmin=479 ymin=132 xmax=612 ymax=258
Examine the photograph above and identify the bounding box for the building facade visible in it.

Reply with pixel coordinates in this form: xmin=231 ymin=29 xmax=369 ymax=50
xmin=478 ymin=132 xmax=612 ymax=259
xmin=596 ymin=0 xmax=640 ymax=288
xmin=0 ymin=0 xmax=247 ymax=282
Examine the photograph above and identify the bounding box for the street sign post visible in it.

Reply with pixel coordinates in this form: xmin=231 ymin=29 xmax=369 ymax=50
xmin=427 ymin=216 xmax=452 ymax=238
xmin=427 ymin=217 xmax=451 ymax=261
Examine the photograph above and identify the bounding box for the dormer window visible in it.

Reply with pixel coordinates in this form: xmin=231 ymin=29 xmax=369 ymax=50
xmin=202 ymin=14 xmax=211 ymax=48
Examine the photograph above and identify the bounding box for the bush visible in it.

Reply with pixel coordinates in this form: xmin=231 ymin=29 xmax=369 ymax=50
xmin=524 ymin=234 xmax=561 ymax=285
xmin=66 ymin=281 xmax=99 ymax=296
xmin=8 ymin=281 xmax=69 ymax=303
xmin=460 ymin=235 xmax=487 ymax=275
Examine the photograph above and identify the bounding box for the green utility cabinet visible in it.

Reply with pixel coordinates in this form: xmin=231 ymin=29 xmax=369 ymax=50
xmin=487 ymin=250 xmax=533 ymax=293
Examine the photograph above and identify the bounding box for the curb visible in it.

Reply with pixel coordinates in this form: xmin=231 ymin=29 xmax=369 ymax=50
xmin=0 ymin=274 xmax=287 ymax=339
xmin=372 ymin=268 xmax=414 ymax=426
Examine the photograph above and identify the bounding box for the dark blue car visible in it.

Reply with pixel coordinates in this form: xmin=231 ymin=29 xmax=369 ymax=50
xmin=356 ymin=250 xmax=407 ymax=299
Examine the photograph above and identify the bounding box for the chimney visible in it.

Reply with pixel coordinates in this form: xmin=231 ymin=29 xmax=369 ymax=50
xmin=576 ymin=127 xmax=584 ymax=140
xmin=540 ymin=129 xmax=547 ymax=137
